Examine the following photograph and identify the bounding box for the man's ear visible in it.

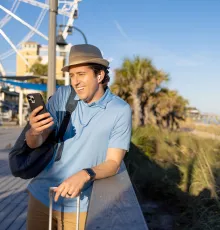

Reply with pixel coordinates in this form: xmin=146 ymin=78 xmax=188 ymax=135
xmin=97 ymin=70 xmax=105 ymax=83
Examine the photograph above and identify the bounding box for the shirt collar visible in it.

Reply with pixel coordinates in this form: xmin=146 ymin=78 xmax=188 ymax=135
xmin=93 ymin=87 xmax=113 ymax=109
xmin=76 ymin=87 xmax=113 ymax=109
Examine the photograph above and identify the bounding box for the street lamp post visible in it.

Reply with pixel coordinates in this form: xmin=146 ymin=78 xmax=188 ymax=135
xmin=56 ymin=25 xmax=88 ymax=86
xmin=47 ymin=0 xmax=58 ymax=99
xmin=71 ymin=26 xmax=88 ymax=44
xmin=58 ymin=25 xmax=88 ymax=45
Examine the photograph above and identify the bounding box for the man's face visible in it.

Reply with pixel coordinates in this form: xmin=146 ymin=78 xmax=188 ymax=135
xmin=69 ymin=65 xmax=99 ymax=104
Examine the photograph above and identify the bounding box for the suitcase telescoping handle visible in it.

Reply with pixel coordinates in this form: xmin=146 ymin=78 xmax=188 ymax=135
xmin=49 ymin=187 xmax=80 ymax=230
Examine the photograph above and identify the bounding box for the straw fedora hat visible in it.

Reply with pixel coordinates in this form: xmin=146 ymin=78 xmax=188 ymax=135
xmin=61 ymin=44 xmax=109 ymax=72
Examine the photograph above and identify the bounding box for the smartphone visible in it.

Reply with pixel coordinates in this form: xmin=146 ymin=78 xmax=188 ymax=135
xmin=27 ymin=93 xmax=47 ymax=116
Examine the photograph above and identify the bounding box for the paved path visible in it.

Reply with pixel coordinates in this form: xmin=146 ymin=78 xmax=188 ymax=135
xmin=0 ymin=127 xmax=30 ymax=230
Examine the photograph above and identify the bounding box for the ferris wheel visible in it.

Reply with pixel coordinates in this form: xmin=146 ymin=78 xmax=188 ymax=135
xmin=0 ymin=0 xmax=82 ymax=76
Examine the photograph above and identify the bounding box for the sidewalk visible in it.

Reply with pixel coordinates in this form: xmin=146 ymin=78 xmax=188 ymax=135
xmin=0 ymin=121 xmax=18 ymax=127
xmin=0 ymin=127 xmax=29 ymax=230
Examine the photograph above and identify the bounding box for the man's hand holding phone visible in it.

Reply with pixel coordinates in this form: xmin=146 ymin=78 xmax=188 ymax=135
xmin=25 ymin=106 xmax=54 ymax=148
xmin=28 ymin=106 xmax=54 ymax=136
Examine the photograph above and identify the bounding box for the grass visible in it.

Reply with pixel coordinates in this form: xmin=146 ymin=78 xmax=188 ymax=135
xmin=194 ymin=123 xmax=220 ymax=136
xmin=183 ymin=118 xmax=220 ymax=136
xmin=125 ymin=125 xmax=220 ymax=229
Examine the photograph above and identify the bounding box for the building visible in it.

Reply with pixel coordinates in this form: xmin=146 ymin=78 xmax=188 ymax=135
xmin=185 ymin=107 xmax=201 ymax=120
xmin=16 ymin=41 xmax=65 ymax=79
xmin=0 ymin=85 xmax=18 ymax=121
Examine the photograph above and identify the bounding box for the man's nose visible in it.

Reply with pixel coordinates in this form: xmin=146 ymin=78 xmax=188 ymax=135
xmin=72 ymin=75 xmax=79 ymax=86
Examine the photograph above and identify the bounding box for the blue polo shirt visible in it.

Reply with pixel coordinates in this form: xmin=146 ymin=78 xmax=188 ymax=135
xmin=27 ymin=86 xmax=132 ymax=212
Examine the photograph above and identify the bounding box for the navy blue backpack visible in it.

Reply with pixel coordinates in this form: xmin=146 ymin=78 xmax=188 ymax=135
xmin=9 ymin=87 xmax=77 ymax=179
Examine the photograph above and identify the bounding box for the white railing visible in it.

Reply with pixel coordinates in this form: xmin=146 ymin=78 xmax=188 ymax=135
xmin=85 ymin=162 xmax=148 ymax=230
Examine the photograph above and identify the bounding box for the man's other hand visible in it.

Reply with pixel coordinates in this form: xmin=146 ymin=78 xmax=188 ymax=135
xmin=53 ymin=170 xmax=90 ymax=202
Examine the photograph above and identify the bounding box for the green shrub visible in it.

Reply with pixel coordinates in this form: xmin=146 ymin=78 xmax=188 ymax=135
xmin=126 ymin=125 xmax=220 ymax=229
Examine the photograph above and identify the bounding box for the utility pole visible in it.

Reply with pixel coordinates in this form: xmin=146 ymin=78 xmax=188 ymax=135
xmin=19 ymin=88 xmax=23 ymax=126
xmin=47 ymin=0 xmax=58 ymax=99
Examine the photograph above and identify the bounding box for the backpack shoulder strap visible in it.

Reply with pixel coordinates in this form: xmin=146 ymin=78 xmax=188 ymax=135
xmin=65 ymin=86 xmax=78 ymax=114
xmin=57 ymin=86 xmax=78 ymax=142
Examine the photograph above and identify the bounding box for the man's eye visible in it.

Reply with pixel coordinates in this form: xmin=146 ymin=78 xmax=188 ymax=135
xmin=78 ymin=73 xmax=85 ymax=76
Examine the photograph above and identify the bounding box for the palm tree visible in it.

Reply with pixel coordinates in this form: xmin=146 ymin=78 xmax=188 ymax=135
xmin=29 ymin=62 xmax=48 ymax=84
xmin=150 ymin=88 xmax=188 ymax=130
xmin=111 ymin=57 xmax=168 ymax=128
xmin=30 ymin=62 xmax=48 ymax=76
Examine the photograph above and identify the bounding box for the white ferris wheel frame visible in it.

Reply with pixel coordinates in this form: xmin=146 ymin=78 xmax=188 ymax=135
xmin=0 ymin=0 xmax=81 ymax=76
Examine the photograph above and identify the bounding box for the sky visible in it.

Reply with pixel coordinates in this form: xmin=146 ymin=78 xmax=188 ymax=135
xmin=0 ymin=0 xmax=220 ymax=114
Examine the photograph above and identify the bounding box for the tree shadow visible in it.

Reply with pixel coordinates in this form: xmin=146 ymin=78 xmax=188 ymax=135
xmin=124 ymin=142 xmax=220 ymax=230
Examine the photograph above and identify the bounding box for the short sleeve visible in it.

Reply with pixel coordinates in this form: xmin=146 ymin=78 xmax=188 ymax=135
xmin=108 ymin=104 xmax=132 ymax=151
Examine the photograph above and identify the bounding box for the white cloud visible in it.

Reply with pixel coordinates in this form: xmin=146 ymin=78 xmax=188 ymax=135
xmin=114 ymin=20 xmax=129 ymax=41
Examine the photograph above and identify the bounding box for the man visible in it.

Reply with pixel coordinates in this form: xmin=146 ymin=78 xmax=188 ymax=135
xmin=25 ymin=44 xmax=132 ymax=230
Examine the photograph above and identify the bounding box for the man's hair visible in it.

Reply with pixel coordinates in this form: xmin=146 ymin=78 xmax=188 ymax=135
xmin=87 ymin=64 xmax=110 ymax=87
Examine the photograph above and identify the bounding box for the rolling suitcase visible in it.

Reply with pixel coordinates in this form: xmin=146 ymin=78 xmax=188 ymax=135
xmin=49 ymin=187 xmax=81 ymax=230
